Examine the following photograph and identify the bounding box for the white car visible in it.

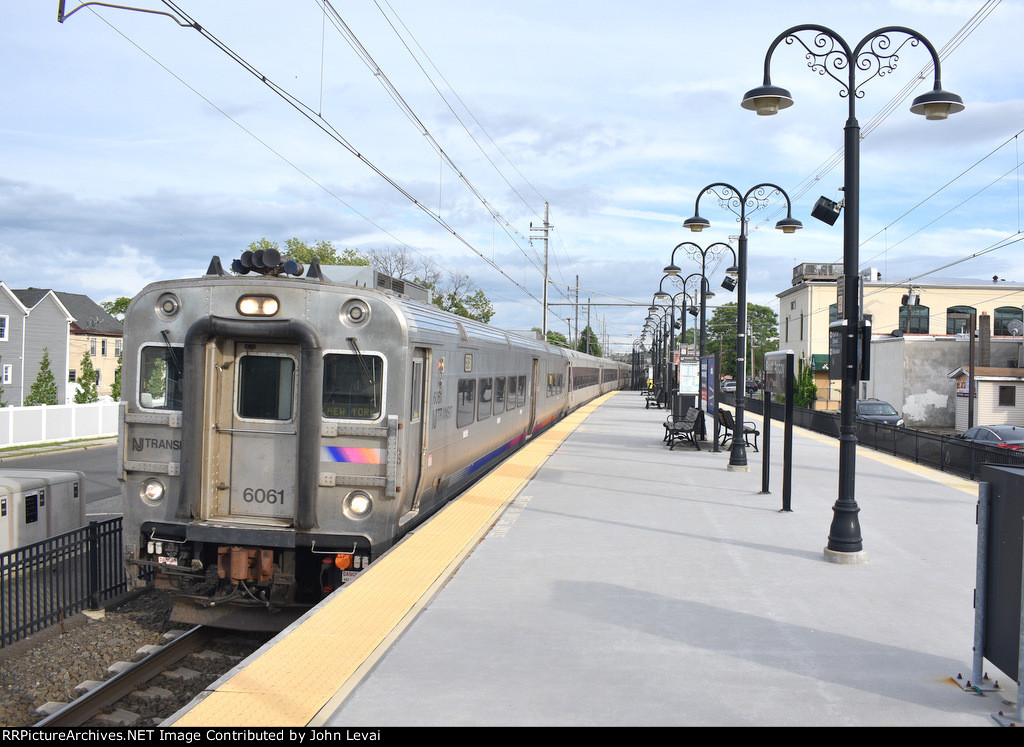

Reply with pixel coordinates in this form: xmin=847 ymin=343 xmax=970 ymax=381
xmin=721 ymin=380 xmax=737 ymax=393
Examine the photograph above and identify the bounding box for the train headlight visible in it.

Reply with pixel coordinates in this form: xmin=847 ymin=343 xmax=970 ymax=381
xmin=341 ymin=299 xmax=370 ymax=327
xmin=156 ymin=293 xmax=180 ymax=320
xmin=237 ymin=295 xmax=280 ymax=316
xmin=140 ymin=478 xmax=166 ymax=506
xmin=344 ymin=490 xmax=373 ymax=520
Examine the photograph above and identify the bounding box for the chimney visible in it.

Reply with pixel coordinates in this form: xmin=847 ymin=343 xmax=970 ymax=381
xmin=980 ymin=312 xmax=991 ymax=367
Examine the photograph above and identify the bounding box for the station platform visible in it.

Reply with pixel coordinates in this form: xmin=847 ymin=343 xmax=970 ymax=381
xmin=168 ymin=391 xmax=1005 ymax=727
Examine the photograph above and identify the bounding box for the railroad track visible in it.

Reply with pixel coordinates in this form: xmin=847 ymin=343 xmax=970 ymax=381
xmin=34 ymin=625 xmax=262 ymax=727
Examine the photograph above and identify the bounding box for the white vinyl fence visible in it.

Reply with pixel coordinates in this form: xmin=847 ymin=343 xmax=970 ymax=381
xmin=0 ymin=402 xmax=119 ymax=449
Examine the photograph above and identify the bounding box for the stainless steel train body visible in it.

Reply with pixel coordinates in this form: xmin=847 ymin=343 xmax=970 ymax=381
xmin=120 ymin=259 xmax=626 ymax=628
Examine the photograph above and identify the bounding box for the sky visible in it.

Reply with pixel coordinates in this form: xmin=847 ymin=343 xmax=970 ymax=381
xmin=2 ymin=1 xmax=1022 ymax=353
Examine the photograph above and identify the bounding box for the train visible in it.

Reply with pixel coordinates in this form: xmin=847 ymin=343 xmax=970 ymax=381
xmin=119 ymin=251 xmax=627 ymax=629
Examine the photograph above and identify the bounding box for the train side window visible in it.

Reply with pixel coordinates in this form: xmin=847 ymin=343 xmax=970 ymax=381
xmin=506 ymin=376 xmax=516 ymax=411
xmin=323 ymin=353 xmax=384 ymax=421
xmin=238 ymin=355 xmax=295 ymax=420
xmin=517 ymin=375 xmax=526 ymax=407
xmin=139 ymin=345 xmax=185 ymax=410
xmin=410 ymin=360 xmax=423 ymax=423
xmin=478 ymin=378 xmax=493 ymax=421
xmin=457 ymin=378 xmax=476 ymax=428
xmin=495 ymin=377 xmax=506 ymax=413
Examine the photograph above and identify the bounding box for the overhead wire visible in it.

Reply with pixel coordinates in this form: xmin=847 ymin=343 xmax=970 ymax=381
xmin=148 ymin=0 xmax=541 ymax=302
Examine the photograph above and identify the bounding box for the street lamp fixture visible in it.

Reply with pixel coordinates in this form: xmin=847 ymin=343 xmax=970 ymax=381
xmin=685 ymin=181 xmax=802 ymax=472
xmin=745 ymin=23 xmax=963 ymax=562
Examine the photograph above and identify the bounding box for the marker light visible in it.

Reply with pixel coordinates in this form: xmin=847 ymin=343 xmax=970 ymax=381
xmin=237 ymin=295 xmax=280 ymax=316
xmin=141 ymin=478 xmax=166 ymax=506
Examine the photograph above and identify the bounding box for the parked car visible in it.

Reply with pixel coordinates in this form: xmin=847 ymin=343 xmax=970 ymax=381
xmin=720 ymin=379 xmax=736 ymax=393
xmin=957 ymin=425 xmax=1024 ymax=450
xmin=855 ymin=399 xmax=904 ymax=427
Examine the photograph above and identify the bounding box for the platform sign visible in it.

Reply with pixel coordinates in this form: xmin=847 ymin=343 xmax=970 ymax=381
xmin=762 ymin=350 xmax=795 ymax=512
xmin=679 ymin=357 xmax=699 ymax=395
xmin=765 ymin=350 xmax=793 ymax=397
xmin=700 ymin=355 xmax=716 ymax=415
xmin=828 ymin=318 xmax=872 ymax=381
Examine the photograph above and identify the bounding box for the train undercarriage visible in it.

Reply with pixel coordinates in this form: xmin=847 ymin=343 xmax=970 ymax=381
xmin=130 ymin=527 xmax=373 ymax=631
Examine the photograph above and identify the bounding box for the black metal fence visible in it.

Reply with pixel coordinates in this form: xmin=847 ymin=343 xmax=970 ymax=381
xmin=725 ymin=393 xmax=1024 ymax=481
xmin=1 ymin=518 xmax=130 ymax=648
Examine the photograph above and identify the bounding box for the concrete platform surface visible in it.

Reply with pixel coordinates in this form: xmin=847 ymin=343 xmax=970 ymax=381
xmin=323 ymin=393 xmax=1005 ymax=727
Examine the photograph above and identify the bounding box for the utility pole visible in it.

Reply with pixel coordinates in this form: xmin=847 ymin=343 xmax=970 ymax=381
xmin=531 ymin=203 xmax=552 ymax=336
xmin=574 ymin=274 xmax=579 ymax=350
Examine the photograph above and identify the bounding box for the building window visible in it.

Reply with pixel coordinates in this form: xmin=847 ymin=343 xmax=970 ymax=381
xmin=946 ymin=305 xmax=975 ymax=335
xmin=0 ymin=316 xmax=7 ymax=342
xmin=68 ymin=370 xmax=76 ymax=383
xmin=999 ymin=386 xmax=1017 ymax=407
xmin=101 ymin=339 xmax=107 ymax=356
xmin=899 ymin=304 xmax=930 ymax=334
xmin=90 ymin=338 xmax=97 ymax=356
xmin=115 ymin=339 xmax=122 ymax=357
xmin=2 ymin=365 xmax=10 ymax=385
xmin=800 ymin=313 xmax=804 ymax=341
xmin=994 ymin=306 xmax=1023 ymax=336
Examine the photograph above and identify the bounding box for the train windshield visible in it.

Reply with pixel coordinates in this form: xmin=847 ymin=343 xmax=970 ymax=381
xmin=237 ymin=355 xmax=295 ymax=421
xmin=138 ymin=345 xmax=184 ymax=410
xmin=322 ymin=352 xmax=384 ymax=420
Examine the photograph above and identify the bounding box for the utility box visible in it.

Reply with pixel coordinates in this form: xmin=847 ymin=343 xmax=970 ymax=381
xmin=0 ymin=471 xmax=86 ymax=553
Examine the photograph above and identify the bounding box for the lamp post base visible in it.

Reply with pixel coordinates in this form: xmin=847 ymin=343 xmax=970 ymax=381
xmin=823 ymin=547 xmax=867 ymax=564
xmin=727 ymin=463 xmax=750 ymax=472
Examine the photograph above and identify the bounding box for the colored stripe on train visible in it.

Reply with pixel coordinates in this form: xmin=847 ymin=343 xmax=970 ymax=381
xmin=321 ymin=446 xmax=385 ymax=464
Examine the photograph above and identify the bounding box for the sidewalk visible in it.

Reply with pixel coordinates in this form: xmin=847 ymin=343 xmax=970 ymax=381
xmin=0 ymin=436 xmax=116 ymax=461
xmin=325 ymin=391 xmax=998 ymax=726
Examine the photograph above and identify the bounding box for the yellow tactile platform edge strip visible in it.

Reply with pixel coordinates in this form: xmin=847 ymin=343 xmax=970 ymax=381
xmin=169 ymin=392 xmax=617 ymax=727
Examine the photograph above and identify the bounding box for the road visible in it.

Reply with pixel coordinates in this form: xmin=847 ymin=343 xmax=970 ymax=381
xmin=0 ymin=443 xmax=122 ymax=520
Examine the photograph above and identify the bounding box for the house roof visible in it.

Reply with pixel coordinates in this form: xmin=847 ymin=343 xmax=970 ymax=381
xmin=12 ymin=288 xmax=122 ymax=335
xmin=947 ymin=366 xmax=1024 ymax=380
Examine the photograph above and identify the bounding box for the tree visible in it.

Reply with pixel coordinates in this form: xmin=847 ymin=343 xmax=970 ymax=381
xmin=25 ymin=348 xmax=58 ymax=406
xmin=247 ymin=238 xmax=369 ymax=267
xmin=74 ymin=351 xmax=98 ymax=403
xmin=426 ymin=270 xmax=494 ymax=324
xmin=111 ymin=355 xmax=122 ymax=401
xmin=577 ymin=325 xmax=602 ymax=357
xmin=533 ymin=327 xmax=569 ymax=348
xmin=793 ymin=357 xmax=818 ymax=408
xmin=706 ymin=302 xmax=779 ymax=378
xmin=100 ymin=297 xmax=131 ymax=322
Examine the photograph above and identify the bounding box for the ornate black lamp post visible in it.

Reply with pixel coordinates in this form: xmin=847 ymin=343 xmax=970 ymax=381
xmin=664 ymin=242 xmax=738 ymax=358
xmin=645 ymin=305 xmax=669 ymax=399
xmin=684 ymin=183 xmax=802 ymax=471
xmin=742 ymin=25 xmax=963 ymax=560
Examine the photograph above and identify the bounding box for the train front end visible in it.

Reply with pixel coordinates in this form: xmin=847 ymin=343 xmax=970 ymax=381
xmin=120 ymin=256 xmax=409 ymax=630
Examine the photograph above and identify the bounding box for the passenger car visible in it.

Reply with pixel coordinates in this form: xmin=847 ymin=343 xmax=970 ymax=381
xmin=721 ymin=379 xmax=737 ymax=393
xmin=855 ymin=399 xmax=904 ymax=426
xmin=956 ymin=425 xmax=1024 ymax=450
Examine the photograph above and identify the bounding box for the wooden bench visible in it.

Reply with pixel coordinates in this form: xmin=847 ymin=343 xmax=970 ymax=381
xmin=717 ymin=408 xmax=760 ymax=452
xmin=644 ymin=387 xmax=665 ymax=409
xmin=665 ymin=407 xmax=702 ymax=451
